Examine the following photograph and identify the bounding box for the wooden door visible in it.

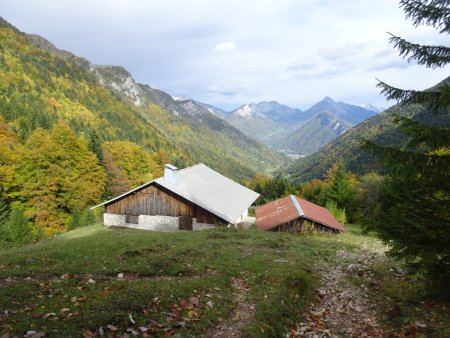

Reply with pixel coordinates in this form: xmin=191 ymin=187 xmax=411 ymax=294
xmin=179 ymin=216 xmax=193 ymax=230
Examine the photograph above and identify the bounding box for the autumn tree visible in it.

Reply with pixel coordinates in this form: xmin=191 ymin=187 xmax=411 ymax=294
xmin=363 ymin=0 xmax=450 ymax=280
xmin=300 ymin=179 xmax=328 ymax=205
xmin=16 ymin=122 xmax=106 ymax=235
xmin=102 ymin=141 xmax=162 ymax=197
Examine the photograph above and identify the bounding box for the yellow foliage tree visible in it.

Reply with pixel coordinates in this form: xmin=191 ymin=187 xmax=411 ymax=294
xmin=102 ymin=141 xmax=161 ymax=197
xmin=15 ymin=122 xmax=106 ymax=235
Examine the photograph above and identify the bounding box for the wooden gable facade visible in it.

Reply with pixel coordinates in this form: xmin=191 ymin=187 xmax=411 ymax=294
xmin=105 ymin=183 xmax=223 ymax=225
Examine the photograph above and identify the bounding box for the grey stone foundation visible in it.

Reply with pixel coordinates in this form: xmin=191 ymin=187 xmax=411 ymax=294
xmin=103 ymin=213 xmax=215 ymax=232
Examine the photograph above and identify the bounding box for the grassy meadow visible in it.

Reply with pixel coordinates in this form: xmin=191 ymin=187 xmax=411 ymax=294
xmin=0 ymin=225 xmax=354 ymax=337
xmin=0 ymin=224 xmax=448 ymax=337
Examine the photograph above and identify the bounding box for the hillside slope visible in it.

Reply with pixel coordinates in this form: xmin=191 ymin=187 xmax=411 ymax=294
xmin=1 ymin=18 xmax=285 ymax=181
xmin=0 ymin=223 xmax=381 ymax=337
xmin=226 ymin=98 xmax=378 ymax=155
xmin=225 ymin=101 xmax=307 ymax=144
xmin=272 ymin=97 xmax=377 ymax=155
xmin=274 ymin=112 xmax=351 ymax=155
xmin=301 ymin=96 xmax=378 ymax=125
xmin=282 ymin=79 xmax=450 ymax=183
xmin=0 ymin=17 xmax=289 ymax=233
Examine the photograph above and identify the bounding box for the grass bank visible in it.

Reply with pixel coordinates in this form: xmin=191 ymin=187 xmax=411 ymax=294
xmin=0 ymin=225 xmax=345 ymax=337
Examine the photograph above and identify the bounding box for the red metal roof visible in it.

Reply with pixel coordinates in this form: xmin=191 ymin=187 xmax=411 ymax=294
xmin=255 ymin=196 xmax=298 ymax=231
xmin=255 ymin=195 xmax=346 ymax=232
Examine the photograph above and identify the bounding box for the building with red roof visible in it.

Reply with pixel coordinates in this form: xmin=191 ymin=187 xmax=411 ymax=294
xmin=255 ymin=195 xmax=346 ymax=233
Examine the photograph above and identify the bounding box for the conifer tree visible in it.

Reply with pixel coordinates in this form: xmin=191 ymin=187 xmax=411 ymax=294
xmin=79 ymin=208 xmax=97 ymax=227
xmin=6 ymin=206 xmax=34 ymax=245
xmin=363 ymin=0 xmax=450 ymax=280
xmin=0 ymin=186 xmax=11 ymax=245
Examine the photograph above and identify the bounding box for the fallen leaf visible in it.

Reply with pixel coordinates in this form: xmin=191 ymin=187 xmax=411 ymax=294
xmin=187 ymin=309 xmax=198 ymax=318
xmin=42 ymin=313 xmax=57 ymax=319
xmin=24 ymin=331 xmax=45 ymax=338
xmin=106 ymin=324 xmax=118 ymax=331
xmin=126 ymin=328 xmax=138 ymax=335
xmin=129 ymin=313 xmax=135 ymax=324
xmin=82 ymin=330 xmax=95 ymax=338
xmin=190 ymin=296 xmax=199 ymax=307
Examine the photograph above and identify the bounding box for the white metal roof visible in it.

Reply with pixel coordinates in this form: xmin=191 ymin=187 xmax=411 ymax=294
xmin=92 ymin=163 xmax=260 ymax=224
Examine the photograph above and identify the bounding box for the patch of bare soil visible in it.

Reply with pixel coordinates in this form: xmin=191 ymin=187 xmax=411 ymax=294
xmin=289 ymin=249 xmax=386 ymax=338
xmin=208 ymin=277 xmax=256 ymax=338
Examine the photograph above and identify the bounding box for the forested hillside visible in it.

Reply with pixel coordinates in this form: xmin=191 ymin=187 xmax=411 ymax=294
xmin=0 ymin=17 xmax=285 ymax=235
xmin=274 ymin=112 xmax=351 ymax=155
xmin=282 ymin=78 xmax=450 ymax=183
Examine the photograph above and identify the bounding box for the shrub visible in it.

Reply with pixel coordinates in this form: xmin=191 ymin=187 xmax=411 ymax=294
xmin=326 ymin=200 xmax=346 ymax=225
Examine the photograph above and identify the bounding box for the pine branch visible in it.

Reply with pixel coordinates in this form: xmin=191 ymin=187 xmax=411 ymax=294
xmin=389 ymin=34 xmax=450 ymax=68
xmin=360 ymin=138 xmax=450 ymax=177
xmin=376 ymin=80 xmax=450 ymax=112
xmin=400 ymin=0 xmax=450 ymax=34
xmin=392 ymin=113 xmax=450 ymax=148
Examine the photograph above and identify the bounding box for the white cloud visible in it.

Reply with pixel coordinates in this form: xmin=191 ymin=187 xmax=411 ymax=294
xmin=1 ymin=0 xmax=448 ymax=111
xmin=211 ymin=42 xmax=236 ymax=52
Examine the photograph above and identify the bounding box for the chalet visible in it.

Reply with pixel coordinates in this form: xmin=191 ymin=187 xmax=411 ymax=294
xmin=255 ymin=195 xmax=346 ymax=233
xmin=92 ymin=163 xmax=259 ymax=231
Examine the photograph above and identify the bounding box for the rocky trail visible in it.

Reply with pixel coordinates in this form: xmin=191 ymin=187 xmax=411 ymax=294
xmin=208 ymin=276 xmax=256 ymax=338
xmin=288 ymin=248 xmax=388 ymax=338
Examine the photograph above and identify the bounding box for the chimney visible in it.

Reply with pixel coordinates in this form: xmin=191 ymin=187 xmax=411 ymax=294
xmin=163 ymin=164 xmax=178 ymax=184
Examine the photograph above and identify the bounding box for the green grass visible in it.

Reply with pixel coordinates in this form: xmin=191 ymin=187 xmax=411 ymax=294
xmin=368 ymin=259 xmax=450 ymax=337
xmin=0 ymin=225 xmax=350 ymax=337
xmin=2 ymin=224 xmax=446 ymax=337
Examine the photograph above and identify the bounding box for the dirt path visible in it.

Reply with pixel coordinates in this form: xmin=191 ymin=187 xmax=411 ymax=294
xmin=289 ymin=248 xmax=387 ymax=337
xmin=208 ymin=277 xmax=256 ymax=338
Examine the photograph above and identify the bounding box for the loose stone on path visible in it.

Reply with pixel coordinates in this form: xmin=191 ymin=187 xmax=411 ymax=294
xmin=288 ymin=249 xmax=386 ymax=338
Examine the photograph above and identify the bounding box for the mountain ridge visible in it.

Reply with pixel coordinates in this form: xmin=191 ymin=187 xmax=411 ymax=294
xmin=1 ymin=18 xmax=286 ymax=182
xmin=224 ymin=96 xmax=378 ymax=155
xmin=281 ymin=76 xmax=450 ymax=183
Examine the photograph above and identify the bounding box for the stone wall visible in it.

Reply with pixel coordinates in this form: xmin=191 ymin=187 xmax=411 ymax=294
xmin=103 ymin=213 xmax=215 ymax=232
xmin=139 ymin=215 xmax=179 ymax=231
xmin=104 ymin=213 xmax=126 ymax=227
xmin=193 ymin=220 xmax=214 ymax=230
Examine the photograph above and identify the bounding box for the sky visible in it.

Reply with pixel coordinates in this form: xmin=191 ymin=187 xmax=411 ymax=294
xmin=1 ymin=0 xmax=448 ymax=111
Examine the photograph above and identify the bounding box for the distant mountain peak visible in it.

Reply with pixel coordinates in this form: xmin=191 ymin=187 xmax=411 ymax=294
xmin=359 ymin=103 xmax=384 ymax=113
xmin=172 ymin=96 xmax=189 ymax=101
xmin=234 ymin=104 xmax=257 ymax=118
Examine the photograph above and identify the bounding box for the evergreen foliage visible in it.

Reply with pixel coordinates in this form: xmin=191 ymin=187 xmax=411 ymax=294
xmin=5 ymin=206 xmax=34 ymax=245
xmin=244 ymin=174 xmax=298 ymax=205
xmin=325 ymin=200 xmax=346 ymax=226
xmin=67 ymin=209 xmax=82 ymax=231
xmin=68 ymin=208 xmax=97 ymax=230
xmin=0 ymin=186 xmax=9 ymax=225
xmin=364 ymin=0 xmax=450 ymax=281
xmin=0 ymin=186 xmax=11 ymax=245
xmin=324 ymin=164 xmax=362 ymax=222
xmin=324 ymin=163 xmax=350 ymax=207
xmin=79 ymin=208 xmax=97 ymax=228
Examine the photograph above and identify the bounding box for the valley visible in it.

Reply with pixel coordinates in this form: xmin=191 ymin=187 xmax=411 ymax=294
xmin=0 ymin=4 xmax=449 ymax=337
